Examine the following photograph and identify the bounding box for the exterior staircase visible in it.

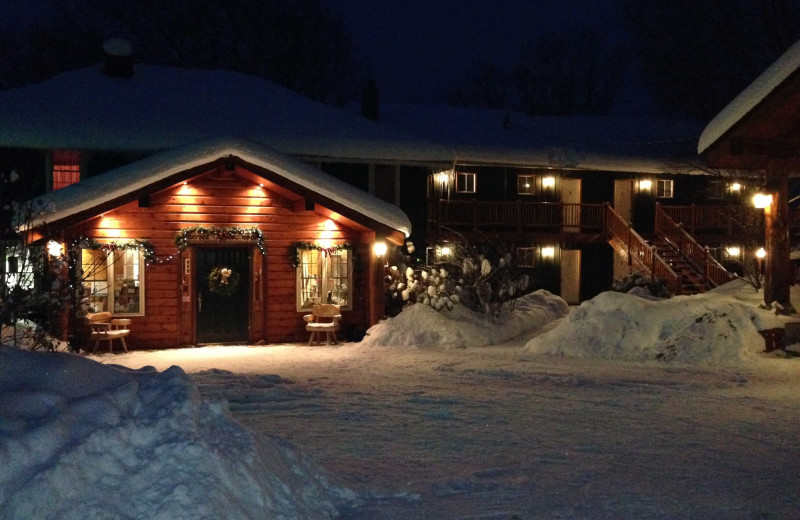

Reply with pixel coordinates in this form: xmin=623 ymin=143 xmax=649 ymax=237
xmin=649 ymin=237 xmax=711 ymax=294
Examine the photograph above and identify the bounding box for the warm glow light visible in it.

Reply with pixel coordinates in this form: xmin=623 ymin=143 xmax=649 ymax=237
xmin=753 ymin=193 xmax=772 ymax=209
xmin=639 ymin=179 xmax=652 ymax=191
xmin=541 ymin=246 xmax=555 ymax=258
xmin=542 ymin=176 xmax=556 ymax=188
xmin=47 ymin=240 xmax=63 ymax=257
xmin=436 ymin=171 xmax=450 ymax=185
xmin=440 ymin=246 xmax=451 ymax=257
xmin=756 ymin=247 xmax=767 ymax=259
xmin=726 ymin=246 xmax=741 ymax=257
xmin=373 ymin=241 xmax=387 ymax=257
xmin=729 ymin=182 xmax=741 ymax=192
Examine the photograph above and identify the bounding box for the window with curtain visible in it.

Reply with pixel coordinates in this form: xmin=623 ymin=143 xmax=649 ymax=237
xmin=296 ymin=248 xmax=351 ymax=310
xmin=52 ymin=150 xmax=81 ymax=191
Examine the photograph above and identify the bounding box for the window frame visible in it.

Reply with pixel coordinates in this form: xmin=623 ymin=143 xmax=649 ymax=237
xmin=656 ymin=179 xmax=674 ymax=199
xmin=517 ymin=247 xmax=537 ymax=268
xmin=455 ymin=172 xmax=477 ymax=194
xmin=52 ymin=150 xmax=81 ymax=191
xmin=295 ymin=247 xmax=353 ymax=311
xmin=517 ymin=174 xmax=535 ymax=196
xmin=81 ymin=247 xmax=146 ymax=317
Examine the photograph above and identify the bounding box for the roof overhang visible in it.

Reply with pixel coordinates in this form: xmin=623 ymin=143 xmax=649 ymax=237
xmin=26 ymin=136 xmax=411 ymax=243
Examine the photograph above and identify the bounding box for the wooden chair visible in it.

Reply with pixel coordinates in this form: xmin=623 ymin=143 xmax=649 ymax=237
xmin=303 ymin=304 xmax=342 ymax=345
xmin=87 ymin=312 xmax=131 ymax=353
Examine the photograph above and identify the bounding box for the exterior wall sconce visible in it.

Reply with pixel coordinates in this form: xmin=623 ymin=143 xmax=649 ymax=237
xmin=638 ymin=179 xmax=652 ymax=192
xmin=541 ymin=245 xmax=556 ymax=259
xmin=725 ymin=246 xmax=741 ymax=258
xmin=439 ymin=245 xmax=451 ymax=257
xmin=542 ymin=176 xmax=556 ymax=189
xmin=753 ymin=193 xmax=772 ymax=209
xmin=435 ymin=170 xmax=451 ymax=187
xmin=729 ymin=182 xmax=741 ymax=192
xmin=373 ymin=241 xmax=387 ymax=257
xmin=47 ymin=240 xmax=64 ymax=257
xmin=756 ymin=247 xmax=767 ymax=259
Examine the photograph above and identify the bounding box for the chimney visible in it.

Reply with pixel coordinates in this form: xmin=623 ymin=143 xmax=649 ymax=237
xmin=361 ymin=80 xmax=380 ymax=121
xmin=103 ymin=38 xmax=134 ymax=78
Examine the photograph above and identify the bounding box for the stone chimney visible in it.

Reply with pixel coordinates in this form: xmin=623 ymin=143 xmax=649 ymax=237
xmin=361 ymin=80 xmax=380 ymax=121
xmin=103 ymin=38 xmax=134 ymax=78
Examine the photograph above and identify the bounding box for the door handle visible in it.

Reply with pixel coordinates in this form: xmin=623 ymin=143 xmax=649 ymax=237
xmin=198 ymin=293 xmax=202 ymax=313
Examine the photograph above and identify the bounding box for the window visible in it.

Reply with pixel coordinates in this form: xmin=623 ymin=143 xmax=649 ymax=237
xmin=81 ymin=248 xmax=144 ymax=315
xmin=456 ymin=172 xmax=476 ymax=193
xmin=517 ymin=175 xmax=535 ymax=195
xmin=296 ymin=248 xmax=351 ymax=310
xmin=52 ymin=150 xmax=81 ymax=191
xmin=657 ymin=179 xmax=674 ymax=198
xmin=708 ymin=181 xmax=725 ymax=200
xmin=517 ymin=247 xmax=537 ymax=267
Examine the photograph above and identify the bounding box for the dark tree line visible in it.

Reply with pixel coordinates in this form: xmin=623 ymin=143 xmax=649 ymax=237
xmin=450 ymin=0 xmax=800 ymax=121
xmin=0 ymin=0 xmax=367 ymax=107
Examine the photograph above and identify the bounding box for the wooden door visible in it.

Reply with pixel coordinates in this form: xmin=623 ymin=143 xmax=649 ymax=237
xmin=561 ymin=177 xmax=581 ymax=233
xmin=196 ymin=247 xmax=250 ymax=343
xmin=614 ymin=179 xmax=633 ymax=222
xmin=560 ymin=248 xmax=581 ymax=304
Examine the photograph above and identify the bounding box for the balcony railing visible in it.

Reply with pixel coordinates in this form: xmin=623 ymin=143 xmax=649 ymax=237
xmin=433 ymin=199 xmax=605 ymax=233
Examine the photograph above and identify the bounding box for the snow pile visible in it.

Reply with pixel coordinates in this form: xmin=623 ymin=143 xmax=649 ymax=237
xmin=0 ymin=347 xmax=352 ymax=520
xmin=361 ymin=290 xmax=569 ymax=348
xmin=523 ymin=287 xmax=786 ymax=364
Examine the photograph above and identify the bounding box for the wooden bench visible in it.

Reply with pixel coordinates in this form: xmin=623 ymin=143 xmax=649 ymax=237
xmin=87 ymin=312 xmax=131 ymax=353
xmin=303 ymin=304 xmax=341 ymax=345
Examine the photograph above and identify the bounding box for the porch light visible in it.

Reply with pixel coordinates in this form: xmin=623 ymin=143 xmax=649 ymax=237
xmin=729 ymin=182 xmax=741 ymax=192
xmin=373 ymin=241 xmax=387 ymax=257
xmin=436 ymin=171 xmax=450 ymax=186
xmin=439 ymin=246 xmax=451 ymax=257
xmin=725 ymin=246 xmax=741 ymax=258
xmin=542 ymin=176 xmax=556 ymax=189
xmin=753 ymin=193 xmax=772 ymax=209
xmin=756 ymin=247 xmax=767 ymax=259
xmin=47 ymin=240 xmax=64 ymax=257
xmin=541 ymin=246 xmax=555 ymax=259
xmin=638 ymin=179 xmax=652 ymax=191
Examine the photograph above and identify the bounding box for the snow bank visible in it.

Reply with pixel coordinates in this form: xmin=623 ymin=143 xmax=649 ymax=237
xmin=361 ymin=290 xmax=569 ymax=348
xmin=1 ymin=320 xmax=69 ymax=351
xmin=523 ymin=289 xmax=785 ymax=365
xmin=0 ymin=347 xmax=352 ymax=520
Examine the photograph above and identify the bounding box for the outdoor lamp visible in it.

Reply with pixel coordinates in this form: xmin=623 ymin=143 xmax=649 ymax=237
xmin=47 ymin=240 xmax=63 ymax=257
xmin=542 ymin=176 xmax=556 ymax=188
xmin=639 ymin=179 xmax=652 ymax=191
xmin=373 ymin=241 xmax=387 ymax=257
xmin=753 ymin=193 xmax=772 ymax=209
xmin=756 ymin=247 xmax=767 ymax=259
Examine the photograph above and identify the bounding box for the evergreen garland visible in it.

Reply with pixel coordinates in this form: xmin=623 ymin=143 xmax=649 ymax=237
xmin=175 ymin=225 xmax=266 ymax=255
xmin=290 ymin=241 xmax=362 ymax=271
xmin=74 ymin=236 xmax=156 ymax=264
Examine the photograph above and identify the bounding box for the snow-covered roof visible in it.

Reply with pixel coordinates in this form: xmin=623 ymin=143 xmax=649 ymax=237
xmin=699 ymin=39 xmax=800 ymax=154
xmin=0 ymin=63 xmax=449 ymax=163
xmin=0 ymin=62 xmax=704 ymax=173
xmin=29 ymin=136 xmax=412 ymax=237
xmin=378 ymin=104 xmax=704 ymax=174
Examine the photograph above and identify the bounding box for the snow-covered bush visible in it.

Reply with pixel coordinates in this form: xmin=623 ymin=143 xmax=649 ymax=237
xmin=612 ymin=272 xmax=671 ymax=299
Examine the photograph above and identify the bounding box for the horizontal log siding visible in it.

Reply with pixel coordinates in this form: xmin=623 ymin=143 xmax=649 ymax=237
xmin=68 ymin=170 xmax=369 ymax=348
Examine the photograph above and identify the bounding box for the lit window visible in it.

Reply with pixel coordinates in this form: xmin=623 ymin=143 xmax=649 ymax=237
xmin=3 ymin=248 xmax=35 ymax=290
xmin=81 ymin=247 xmax=145 ymax=316
xmin=657 ymin=179 xmax=674 ymax=199
xmin=296 ymin=248 xmax=351 ymax=310
xmin=456 ymin=172 xmax=476 ymax=193
xmin=517 ymin=247 xmax=537 ymax=267
xmin=517 ymin=175 xmax=535 ymax=195
xmin=52 ymin=150 xmax=81 ymax=190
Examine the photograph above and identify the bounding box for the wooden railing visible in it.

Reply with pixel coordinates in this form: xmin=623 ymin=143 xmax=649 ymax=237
xmin=659 ymin=204 xmax=765 ymax=235
xmin=655 ymin=204 xmax=736 ymax=288
xmin=605 ymin=205 xmax=682 ymax=294
xmin=434 ymin=200 xmax=605 ymax=233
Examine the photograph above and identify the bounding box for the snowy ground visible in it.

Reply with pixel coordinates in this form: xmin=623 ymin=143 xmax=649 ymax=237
xmin=3 ymin=286 xmax=800 ymax=519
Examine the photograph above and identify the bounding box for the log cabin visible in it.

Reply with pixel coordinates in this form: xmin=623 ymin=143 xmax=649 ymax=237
xmin=26 ymin=137 xmax=410 ymax=348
